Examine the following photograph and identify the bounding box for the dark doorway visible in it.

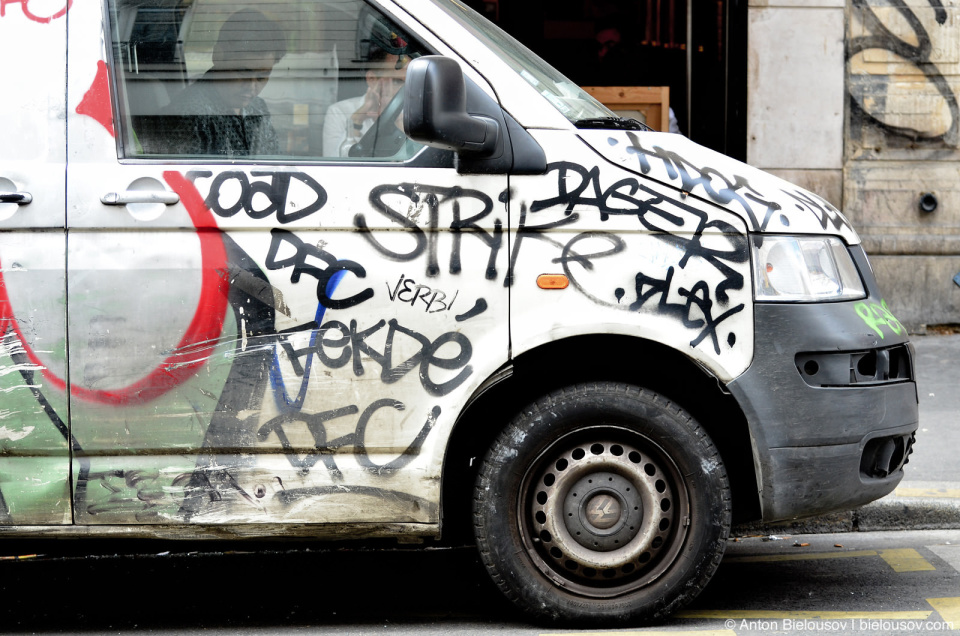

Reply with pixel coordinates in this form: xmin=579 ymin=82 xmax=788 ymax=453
xmin=464 ymin=0 xmax=747 ymax=161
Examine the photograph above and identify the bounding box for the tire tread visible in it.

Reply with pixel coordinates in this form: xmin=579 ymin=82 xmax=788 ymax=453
xmin=473 ymin=381 xmax=731 ymax=624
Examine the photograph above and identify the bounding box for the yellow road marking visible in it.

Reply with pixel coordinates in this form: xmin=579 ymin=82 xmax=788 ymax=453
xmin=927 ymin=597 xmax=960 ymax=628
xmin=725 ymin=548 xmax=935 ymax=572
xmin=677 ymin=610 xmax=931 ymax=620
xmin=550 ymin=556 xmax=949 ymax=633
xmin=880 ymin=548 xmax=936 ymax=572
xmin=896 ymin=487 xmax=960 ymax=498
xmin=724 ymin=549 xmax=877 ymax=564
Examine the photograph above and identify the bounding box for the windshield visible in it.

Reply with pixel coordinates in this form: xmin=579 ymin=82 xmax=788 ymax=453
xmin=431 ymin=0 xmax=615 ymax=124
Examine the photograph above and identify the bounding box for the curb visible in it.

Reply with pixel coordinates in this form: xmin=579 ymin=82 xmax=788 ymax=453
xmin=733 ymin=495 xmax=960 ymax=536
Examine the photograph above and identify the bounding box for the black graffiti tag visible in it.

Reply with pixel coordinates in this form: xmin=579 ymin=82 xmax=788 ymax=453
xmin=257 ymin=401 xmax=440 ymax=478
xmin=277 ymin=317 xmax=473 ymax=397
xmin=354 ymin=401 xmax=440 ymax=474
xmin=515 ymin=162 xmax=748 ymax=352
xmin=783 ymin=188 xmax=849 ymax=234
xmin=610 ymin=137 xmax=855 ymax=239
xmin=614 ymin=141 xmax=785 ymax=233
xmin=200 ymin=170 xmax=327 ymax=223
xmin=504 ymin=201 xmax=582 ymax=288
xmin=265 ymin=228 xmax=374 ymax=310
xmin=551 ymin=230 xmax=627 ymax=300
xmin=356 ymin=183 xmax=503 ymax=279
xmin=529 ymin=162 xmax=748 ymax=304
xmin=387 ymin=274 xmax=460 ymax=314
xmin=627 ymin=266 xmax=745 ymax=353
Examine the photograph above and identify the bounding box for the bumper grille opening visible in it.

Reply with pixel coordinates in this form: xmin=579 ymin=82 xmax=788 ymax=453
xmin=796 ymin=343 xmax=913 ymax=388
xmin=860 ymin=432 xmax=915 ymax=479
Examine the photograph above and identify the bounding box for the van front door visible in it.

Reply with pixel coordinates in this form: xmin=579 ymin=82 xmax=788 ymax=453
xmin=66 ymin=0 xmax=508 ymax=527
xmin=0 ymin=0 xmax=72 ymax=524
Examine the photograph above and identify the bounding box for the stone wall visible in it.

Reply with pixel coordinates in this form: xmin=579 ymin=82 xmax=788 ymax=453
xmin=749 ymin=0 xmax=960 ymax=331
xmin=846 ymin=0 xmax=960 ymax=330
xmin=748 ymin=0 xmax=845 ymax=208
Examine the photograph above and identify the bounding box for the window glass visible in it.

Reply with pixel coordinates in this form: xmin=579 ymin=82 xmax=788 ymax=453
xmin=108 ymin=0 xmax=429 ymax=161
xmin=432 ymin=0 xmax=614 ymax=124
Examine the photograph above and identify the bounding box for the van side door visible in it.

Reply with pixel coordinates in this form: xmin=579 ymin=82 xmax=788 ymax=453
xmin=66 ymin=0 xmax=508 ymax=528
xmin=0 ymin=0 xmax=72 ymax=524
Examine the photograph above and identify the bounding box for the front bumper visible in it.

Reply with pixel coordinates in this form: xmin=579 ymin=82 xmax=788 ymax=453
xmin=727 ymin=248 xmax=919 ymax=522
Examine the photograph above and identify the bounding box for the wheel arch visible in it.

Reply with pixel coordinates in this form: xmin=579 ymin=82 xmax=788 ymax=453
xmin=440 ymin=334 xmax=761 ymax=545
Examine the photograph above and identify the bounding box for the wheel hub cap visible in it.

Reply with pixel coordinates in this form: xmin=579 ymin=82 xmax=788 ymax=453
xmin=562 ymin=471 xmax=641 ymax=551
xmin=528 ymin=440 xmax=680 ymax=584
xmin=585 ymin=493 xmax=620 ymax=530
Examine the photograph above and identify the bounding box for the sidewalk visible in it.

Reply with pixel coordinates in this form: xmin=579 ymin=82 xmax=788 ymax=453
xmin=734 ymin=332 xmax=960 ymax=535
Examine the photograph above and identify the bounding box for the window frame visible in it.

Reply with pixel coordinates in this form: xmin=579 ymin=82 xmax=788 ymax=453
xmin=103 ymin=0 xmax=456 ymax=167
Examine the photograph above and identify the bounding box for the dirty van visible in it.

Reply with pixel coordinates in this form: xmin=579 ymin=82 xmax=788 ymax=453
xmin=0 ymin=0 xmax=918 ymax=625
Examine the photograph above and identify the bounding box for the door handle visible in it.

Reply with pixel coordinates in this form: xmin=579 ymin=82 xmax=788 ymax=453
xmin=101 ymin=191 xmax=180 ymax=206
xmin=0 ymin=192 xmax=32 ymax=204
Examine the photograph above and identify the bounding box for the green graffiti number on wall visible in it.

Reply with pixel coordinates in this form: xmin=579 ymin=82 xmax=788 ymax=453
xmin=855 ymin=299 xmax=904 ymax=339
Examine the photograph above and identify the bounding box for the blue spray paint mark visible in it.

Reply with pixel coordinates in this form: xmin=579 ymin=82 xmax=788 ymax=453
xmin=269 ymin=269 xmax=347 ymax=413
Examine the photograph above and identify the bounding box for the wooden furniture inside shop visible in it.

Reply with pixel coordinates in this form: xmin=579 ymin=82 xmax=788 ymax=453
xmin=582 ymin=86 xmax=670 ymax=132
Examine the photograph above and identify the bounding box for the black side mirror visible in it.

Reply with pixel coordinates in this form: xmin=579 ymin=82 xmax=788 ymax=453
xmin=403 ymin=56 xmax=499 ymax=156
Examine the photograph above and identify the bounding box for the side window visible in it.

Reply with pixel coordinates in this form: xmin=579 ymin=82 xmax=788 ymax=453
xmin=108 ymin=0 xmax=429 ymax=162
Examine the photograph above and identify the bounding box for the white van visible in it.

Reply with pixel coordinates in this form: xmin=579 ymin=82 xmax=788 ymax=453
xmin=0 ymin=0 xmax=918 ymax=624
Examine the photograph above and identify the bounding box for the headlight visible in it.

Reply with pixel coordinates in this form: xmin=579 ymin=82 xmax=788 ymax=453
xmin=752 ymin=235 xmax=866 ymax=302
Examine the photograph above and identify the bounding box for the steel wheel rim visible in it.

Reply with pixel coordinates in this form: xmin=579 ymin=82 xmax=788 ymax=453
xmin=519 ymin=425 xmax=691 ymax=598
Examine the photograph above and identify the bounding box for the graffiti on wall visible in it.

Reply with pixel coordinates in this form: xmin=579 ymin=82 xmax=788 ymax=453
xmin=848 ymin=0 xmax=960 ymax=146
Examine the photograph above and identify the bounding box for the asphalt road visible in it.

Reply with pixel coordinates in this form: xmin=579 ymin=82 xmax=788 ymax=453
xmin=907 ymin=334 xmax=960 ymax=483
xmin=2 ymin=529 xmax=959 ymax=635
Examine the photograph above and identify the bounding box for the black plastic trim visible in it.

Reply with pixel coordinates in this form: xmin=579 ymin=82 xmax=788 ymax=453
xmin=727 ymin=255 xmax=919 ymax=521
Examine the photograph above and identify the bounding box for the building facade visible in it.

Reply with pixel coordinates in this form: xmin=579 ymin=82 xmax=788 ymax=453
xmin=750 ymin=0 xmax=960 ymax=331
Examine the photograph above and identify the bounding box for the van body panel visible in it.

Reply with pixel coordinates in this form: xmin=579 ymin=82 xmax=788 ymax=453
xmin=510 ymin=130 xmax=754 ymax=382
xmin=0 ymin=4 xmax=71 ymax=524
xmin=578 ymin=130 xmax=861 ymax=246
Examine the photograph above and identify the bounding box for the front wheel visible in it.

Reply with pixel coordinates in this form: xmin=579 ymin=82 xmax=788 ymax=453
xmin=473 ymin=382 xmax=731 ymax=624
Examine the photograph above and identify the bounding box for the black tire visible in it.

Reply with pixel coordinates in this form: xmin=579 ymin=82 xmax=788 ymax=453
xmin=473 ymin=382 xmax=731 ymax=624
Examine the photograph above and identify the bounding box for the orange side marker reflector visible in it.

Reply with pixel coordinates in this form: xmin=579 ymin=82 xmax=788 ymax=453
xmin=537 ymin=274 xmax=569 ymax=290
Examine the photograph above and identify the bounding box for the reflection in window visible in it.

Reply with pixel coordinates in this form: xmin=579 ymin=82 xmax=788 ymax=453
xmin=109 ymin=0 xmax=428 ymax=161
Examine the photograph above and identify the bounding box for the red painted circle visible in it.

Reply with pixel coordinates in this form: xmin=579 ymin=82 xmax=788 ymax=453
xmin=0 ymin=171 xmax=230 ymax=405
